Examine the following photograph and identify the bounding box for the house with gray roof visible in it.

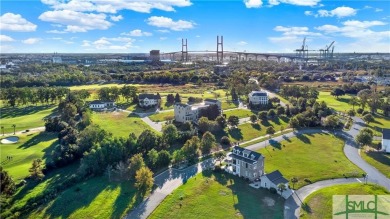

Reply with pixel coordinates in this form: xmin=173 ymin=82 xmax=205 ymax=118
xmin=138 ymin=93 xmax=161 ymax=108
xmin=248 ymin=90 xmax=268 ymax=105
xmin=226 ymin=146 xmax=264 ymax=181
xmin=382 ymin=128 xmax=390 ymax=153
xmin=260 ymin=170 xmax=292 ymax=199
xmin=89 ymin=100 xmax=116 ymax=110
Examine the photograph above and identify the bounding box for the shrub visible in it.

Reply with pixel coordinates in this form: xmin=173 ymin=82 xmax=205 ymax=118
xmin=220 ymin=136 xmax=231 ymax=146
xmin=269 ymin=187 xmax=277 ymax=194
xmin=356 ymin=108 xmax=363 ymax=114
xmin=214 ymin=165 xmax=222 ymax=172
xmin=304 ymin=178 xmax=312 ymax=184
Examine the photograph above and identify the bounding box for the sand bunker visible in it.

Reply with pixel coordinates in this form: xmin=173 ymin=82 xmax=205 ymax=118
xmin=1 ymin=136 xmax=19 ymax=144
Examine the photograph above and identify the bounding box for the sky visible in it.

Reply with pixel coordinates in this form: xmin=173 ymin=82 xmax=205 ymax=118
xmin=0 ymin=0 xmax=389 ymax=53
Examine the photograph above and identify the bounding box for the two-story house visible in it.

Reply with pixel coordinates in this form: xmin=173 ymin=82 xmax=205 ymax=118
xmin=174 ymin=99 xmax=221 ymax=123
xmin=138 ymin=94 xmax=161 ymax=108
xmin=227 ymin=146 xmax=264 ymax=181
xmin=248 ymin=90 xmax=268 ymax=105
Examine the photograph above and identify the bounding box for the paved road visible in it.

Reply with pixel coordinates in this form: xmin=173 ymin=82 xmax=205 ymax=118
xmin=125 ymin=159 xmax=215 ymax=219
xmin=140 ymin=116 xmax=162 ymax=132
xmin=265 ymin=89 xmax=287 ymax=107
xmin=284 ymin=117 xmax=390 ymax=219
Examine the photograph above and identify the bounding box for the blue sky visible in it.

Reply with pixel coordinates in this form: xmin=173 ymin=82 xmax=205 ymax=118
xmin=1 ymin=0 xmax=389 ymax=53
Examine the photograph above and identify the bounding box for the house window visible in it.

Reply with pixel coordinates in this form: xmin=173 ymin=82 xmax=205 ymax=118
xmin=245 ymin=163 xmax=248 ymax=168
xmin=232 ymin=159 xmax=236 ymax=165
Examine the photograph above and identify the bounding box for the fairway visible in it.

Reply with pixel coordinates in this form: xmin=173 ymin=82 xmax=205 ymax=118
xmin=257 ymin=133 xmax=363 ymax=189
xmin=149 ymin=171 xmax=284 ymax=219
xmin=91 ymin=111 xmax=157 ymax=137
xmin=0 ymin=105 xmax=57 ymax=133
xmin=301 ymin=183 xmax=389 ymax=219
xmin=0 ymin=132 xmax=58 ymax=180
xmin=318 ymin=91 xmax=353 ymax=112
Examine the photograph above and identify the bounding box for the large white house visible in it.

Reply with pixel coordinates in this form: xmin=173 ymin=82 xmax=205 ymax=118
xmin=382 ymin=129 xmax=390 ymax=153
xmin=89 ymin=100 xmax=116 ymax=110
xmin=174 ymin=99 xmax=221 ymax=123
xmin=225 ymin=146 xmax=265 ymax=181
xmin=248 ymin=90 xmax=268 ymax=105
xmin=138 ymin=94 xmax=161 ymax=108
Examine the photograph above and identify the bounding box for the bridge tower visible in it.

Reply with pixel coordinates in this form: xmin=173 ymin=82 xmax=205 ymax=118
xmin=181 ymin=38 xmax=188 ymax=62
xmin=217 ymin=36 xmax=223 ymax=64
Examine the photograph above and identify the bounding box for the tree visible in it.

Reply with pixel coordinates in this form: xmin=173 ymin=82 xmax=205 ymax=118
xmin=135 ymin=167 xmax=154 ymax=193
xmin=258 ymin=111 xmax=268 ymax=120
xmin=199 ymin=104 xmax=220 ymax=120
xmin=220 ymin=136 xmax=231 ymax=146
xmin=201 ymin=131 xmax=216 ymax=155
xmin=267 ymin=109 xmax=276 ymax=118
xmin=231 ymin=88 xmax=238 ymax=101
xmin=77 ymin=125 xmax=111 ymax=156
xmin=198 ymin=117 xmax=212 ymax=133
xmin=277 ymin=183 xmax=287 ymax=195
xmin=214 ymin=151 xmax=226 ymax=165
xmin=323 ymin=115 xmax=339 ymax=129
xmin=175 ymin=93 xmax=181 ymax=103
xmin=347 ymin=109 xmax=356 ymax=117
xmin=290 ymin=177 xmax=298 ymax=190
xmin=166 ymin=94 xmax=175 ymax=104
xmin=228 ymin=116 xmax=239 ymax=128
xmin=147 ymin=149 xmax=159 ymax=169
xmin=137 ymin=130 xmax=159 ymax=153
xmin=129 ymin=153 xmax=145 ymax=178
xmin=250 ymin=114 xmax=257 ymax=123
xmin=182 ymin=136 xmax=200 ymax=162
xmin=266 ymin=126 xmax=275 ymax=136
xmin=362 ymin=114 xmax=374 ymax=124
xmin=331 ymin=88 xmax=345 ymax=99
xmin=157 ymin=150 xmax=171 ymax=167
xmin=29 ymin=159 xmax=44 ymax=180
xmin=349 ymin=96 xmax=359 ymax=110
xmin=216 ymin=116 xmax=227 ymax=129
xmin=0 ymin=166 xmax=15 ymax=196
xmin=172 ymin=149 xmax=185 ymax=164
xmin=162 ymin=124 xmax=178 ymax=145
xmin=357 ymin=89 xmax=371 ymax=110
xmin=355 ymin=128 xmax=373 ymax=146
xmin=276 ymin=106 xmax=285 ymax=116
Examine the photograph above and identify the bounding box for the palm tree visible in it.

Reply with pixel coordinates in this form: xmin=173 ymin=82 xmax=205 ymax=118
xmin=349 ymin=96 xmax=359 ymax=110
xmin=12 ymin=124 xmax=16 ymax=135
xmin=291 ymin=177 xmax=298 ymax=189
xmin=277 ymin=183 xmax=287 ymax=196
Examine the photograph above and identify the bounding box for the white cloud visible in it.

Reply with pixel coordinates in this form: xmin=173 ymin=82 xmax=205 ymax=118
xmin=121 ymin=29 xmax=152 ymax=37
xmin=316 ymin=6 xmax=357 ymax=18
xmin=244 ymin=0 xmax=263 ymax=8
xmin=160 ymin=37 xmax=168 ymax=40
xmin=375 ymin=8 xmax=383 ymax=12
xmin=157 ymin=29 xmax=170 ymax=33
xmin=146 ymin=16 xmax=195 ymax=31
xmin=39 ymin=10 xmax=111 ymax=32
xmin=237 ymin=41 xmax=248 ymax=46
xmin=86 ymin=37 xmax=135 ymax=50
xmin=0 ymin=13 xmax=37 ymax=32
xmin=22 ymin=38 xmax=41 ymax=44
xmin=195 ymin=35 xmax=200 ymax=38
xmin=46 ymin=29 xmax=67 ymax=34
xmin=110 ymin=15 xmax=123 ymax=21
xmin=41 ymin=0 xmax=192 ymax=14
xmin=268 ymin=0 xmax=320 ymax=7
xmin=0 ymin=35 xmax=15 ymax=42
xmin=304 ymin=11 xmax=313 ymax=16
xmin=269 ymin=26 xmax=321 ymax=43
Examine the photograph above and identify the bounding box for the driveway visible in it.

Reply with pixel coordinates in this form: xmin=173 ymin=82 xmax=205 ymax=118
xmin=125 ymin=159 xmax=215 ymax=219
xmin=264 ymin=89 xmax=287 ymax=107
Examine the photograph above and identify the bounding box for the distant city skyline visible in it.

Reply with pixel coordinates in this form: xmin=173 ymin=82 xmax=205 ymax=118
xmin=1 ymin=0 xmax=389 ymax=53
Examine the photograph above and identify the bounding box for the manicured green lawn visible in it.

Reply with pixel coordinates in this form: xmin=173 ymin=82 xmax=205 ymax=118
xmin=318 ymin=91 xmax=353 ymax=112
xmin=149 ymin=171 xmax=284 ymax=219
xmin=149 ymin=111 xmax=174 ymax=122
xmin=215 ymin=116 xmax=290 ymax=143
xmin=257 ymin=133 xmax=363 ymax=189
xmin=91 ymin=111 xmax=157 ymax=137
xmin=1 ymin=132 xmax=57 ymax=180
xmin=361 ymin=146 xmax=390 ymax=178
xmin=301 ymin=183 xmax=389 ymax=219
xmin=370 ymin=114 xmax=390 ymax=130
xmin=224 ymin=109 xmax=255 ymax=119
xmin=0 ymin=105 xmax=57 ymax=133
xmin=221 ymin=101 xmax=239 ymax=110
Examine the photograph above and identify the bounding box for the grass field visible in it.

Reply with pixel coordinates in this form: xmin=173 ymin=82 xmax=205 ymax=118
xmin=361 ymin=146 xmax=390 ymax=178
xmin=318 ymin=91 xmax=353 ymax=112
xmin=149 ymin=111 xmax=174 ymax=122
xmin=149 ymin=171 xmax=284 ymax=219
xmin=301 ymin=183 xmax=389 ymax=219
xmin=221 ymin=100 xmax=239 ymax=110
xmin=224 ymin=109 xmax=255 ymax=119
xmin=91 ymin=111 xmax=157 ymax=138
xmin=370 ymin=114 xmax=390 ymax=130
xmin=214 ymin=116 xmax=289 ymax=143
xmin=257 ymin=133 xmax=363 ymax=189
xmin=1 ymin=132 xmax=57 ymax=180
xmin=0 ymin=105 xmax=57 ymax=133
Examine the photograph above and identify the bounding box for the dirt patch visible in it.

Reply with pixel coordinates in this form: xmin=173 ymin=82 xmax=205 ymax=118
xmin=262 ymin=197 xmax=275 ymax=207
xmin=1 ymin=136 xmax=19 ymax=144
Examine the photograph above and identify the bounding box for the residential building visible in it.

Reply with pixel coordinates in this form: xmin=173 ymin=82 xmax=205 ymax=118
xmin=226 ymin=146 xmax=264 ymax=181
xmin=213 ymin=64 xmax=230 ymax=75
xmin=248 ymin=90 xmax=268 ymax=105
xmin=138 ymin=94 xmax=161 ymax=108
xmin=89 ymin=100 xmax=116 ymax=110
xmin=260 ymin=170 xmax=291 ymax=199
xmin=382 ymin=129 xmax=390 ymax=153
xmin=174 ymin=99 xmax=221 ymax=123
